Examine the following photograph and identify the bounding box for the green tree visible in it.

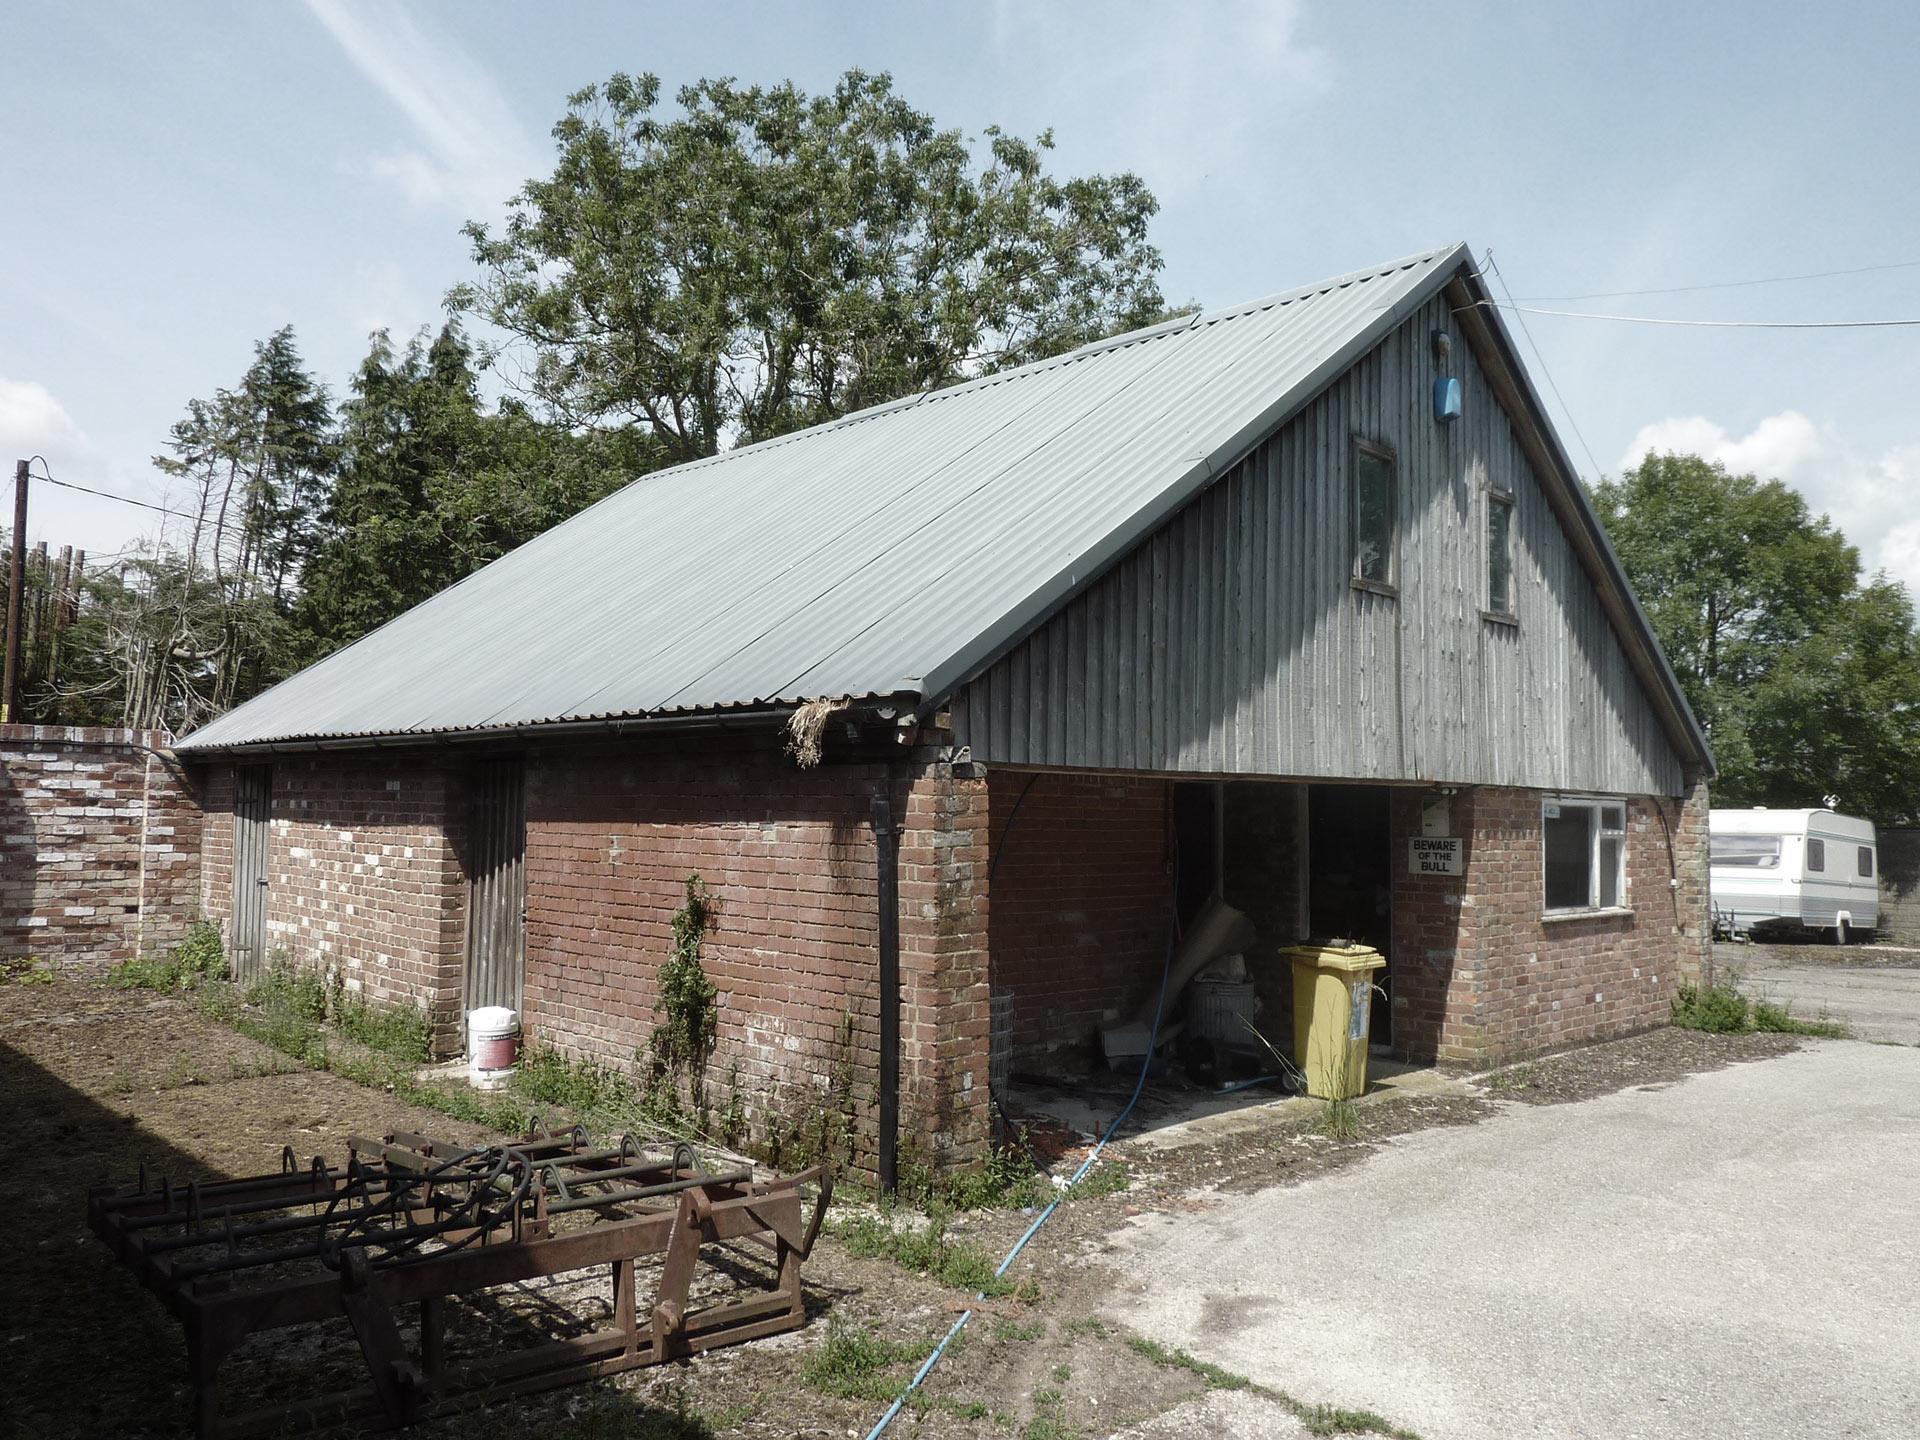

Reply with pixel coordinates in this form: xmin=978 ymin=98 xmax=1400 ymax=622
xmin=1592 ymin=453 xmax=1920 ymax=823
xmin=290 ymin=323 xmax=643 ymax=662
xmin=62 ymin=327 xmax=336 ymax=729
xmin=451 ymin=69 xmax=1176 ymax=460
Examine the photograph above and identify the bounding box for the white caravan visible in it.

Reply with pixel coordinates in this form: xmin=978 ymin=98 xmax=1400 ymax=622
xmin=1709 ymin=808 xmax=1878 ymax=942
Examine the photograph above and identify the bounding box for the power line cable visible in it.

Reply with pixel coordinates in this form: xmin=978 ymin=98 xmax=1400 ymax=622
xmin=1516 ymin=256 xmax=1920 ymax=303
xmin=23 ymin=457 xmax=186 ymax=518
xmin=1477 ymin=301 xmax=1920 ymax=330
xmin=1479 ymin=254 xmax=1604 ymax=479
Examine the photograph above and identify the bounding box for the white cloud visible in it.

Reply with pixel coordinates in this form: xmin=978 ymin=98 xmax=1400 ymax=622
xmin=0 ymin=378 xmax=167 ymax=557
xmin=302 ymin=0 xmax=543 ymax=216
xmin=1622 ymin=411 xmax=1920 ymax=597
xmin=986 ymin=0 xmax=1332 ymax=195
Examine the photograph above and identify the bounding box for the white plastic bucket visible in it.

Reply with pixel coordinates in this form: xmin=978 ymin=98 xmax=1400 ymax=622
xmin=468 ymin=1006 xmax=520 ymax=1078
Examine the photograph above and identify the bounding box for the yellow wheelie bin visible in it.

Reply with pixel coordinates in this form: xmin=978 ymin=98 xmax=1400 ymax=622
xmin=1284 ymin=944 xmax=1386 ymax=1099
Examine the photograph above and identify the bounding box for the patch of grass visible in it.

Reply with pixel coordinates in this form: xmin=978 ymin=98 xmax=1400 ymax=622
xmin=991 ymin=1316 xmax=1048 ymax=1343
xmin=1124 ymin=1334 xmax=1250 ymax=1390
xmin=327 ymin=971 xmax=434 ymax=1063
xmin=1297 ymin=1403 xmax=1420 ymax=1438
xmin=1051 ymin=1362 xmax=1072 ymax=1384
xmin=835 ymin=1206 xmax=1013 ymax=1295
xmin=108 ymin=919 xmax=230 ymax=992
xmin=801 ymin=1316 xmax=933 ymax=1401
xmin=1751 ymin=1000 xmax=1847 ymax=1038
xmin=1061 ymin=1316 xmax=1107 ymax=1338
xmin=1675 ymin=981 xmax=1849 ymax=1038
xmin=514 ymin=1045 xmax=632 ymax=1116
xmin=1672 ymin=981 xmax=1751 ymax=1033
xmin=0 ymin=955 xmax=56 ymax=985
xmin=909 ymin=1394 xmax=990 ymax=1420
xmin=1312 ymin=1095 xmax=1363 ymax=1141
xmin=943 ymin=1137 xmax=1054 ymax=1210
xmin=1066 ymin=1159 xmax=1131 ymax=1200
xmin=1486 ymin=1062 xmax=1536 ymax=1093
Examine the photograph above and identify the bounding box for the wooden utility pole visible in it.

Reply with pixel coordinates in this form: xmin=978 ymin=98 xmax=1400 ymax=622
xmin=2 ymin=460 xmax=25 ymax=724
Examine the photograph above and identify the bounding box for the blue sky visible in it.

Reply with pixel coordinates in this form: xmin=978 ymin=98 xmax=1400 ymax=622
xmin=5 ymin=0 xmax=1917 ymax=588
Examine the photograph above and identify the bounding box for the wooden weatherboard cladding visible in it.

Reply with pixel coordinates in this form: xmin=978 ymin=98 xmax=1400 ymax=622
xmin=950 ymin=292 xmax=1685 ymax=796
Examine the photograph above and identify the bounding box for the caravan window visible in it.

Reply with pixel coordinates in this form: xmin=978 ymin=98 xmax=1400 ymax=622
xmin=1859 ymin=846 xmax=1875 ymax=878
xmin=1710 ymin=835 xmax=1781 ymax=868
xmin=1806 ymin=838 xmax=1826 ymax=873
xmin=1543 ymin=797 xmax=1628 ymax=913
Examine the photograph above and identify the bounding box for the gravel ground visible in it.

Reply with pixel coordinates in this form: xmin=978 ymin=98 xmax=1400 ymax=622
xmin=1718 ymin=937 xmax=1920 ymax=1046
xmin=1 ymin=974 xmax=1817 ymax=1439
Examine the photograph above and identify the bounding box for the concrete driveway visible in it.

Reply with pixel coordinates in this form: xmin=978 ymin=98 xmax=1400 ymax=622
xmin=1724 ymin=940 xmax=1920 ymax=1046
xmin=1104 ymin=1041 xmax=1920 ymax=1440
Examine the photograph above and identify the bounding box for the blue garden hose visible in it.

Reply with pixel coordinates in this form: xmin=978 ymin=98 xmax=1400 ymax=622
xmin=862 ymin=843 xmax=1182 ymax=1438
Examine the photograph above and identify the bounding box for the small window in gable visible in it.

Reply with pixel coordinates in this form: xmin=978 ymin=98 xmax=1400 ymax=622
xmin=1806 ymin=838 xmax=1826 ymax=873
xmin=1352 ymin=440 xmax=1397 ymax=592
xmin=1486 ymin=489 xmax=1515 ymax=617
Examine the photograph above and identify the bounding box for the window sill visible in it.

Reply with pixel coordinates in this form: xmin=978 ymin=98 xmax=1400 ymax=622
xmin=1541 ymin=906 xmax=1634 ymax=924
xmin=1351 ymin=577 xmax=1399 ymax=599
xmin=1481 ymin=608 xmax=1518 ymax=627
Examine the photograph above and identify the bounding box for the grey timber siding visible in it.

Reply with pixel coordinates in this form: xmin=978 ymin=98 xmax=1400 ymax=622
xmin=950 ymin=295 xmax=1686 ymax=796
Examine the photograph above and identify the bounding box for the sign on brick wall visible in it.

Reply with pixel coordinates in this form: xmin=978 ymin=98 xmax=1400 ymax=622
xmin=1409 ymin=836 xmax=1464 ymax=876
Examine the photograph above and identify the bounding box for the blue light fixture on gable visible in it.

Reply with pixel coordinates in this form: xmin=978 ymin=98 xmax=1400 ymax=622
xmin=1430 ymin=329 xmax=1461 ymax=423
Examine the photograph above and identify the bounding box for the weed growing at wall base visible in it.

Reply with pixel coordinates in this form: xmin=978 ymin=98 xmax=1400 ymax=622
xmin=107 ymin=919 xmax=228 ymax=991
xmin=1673 ymin=981 xmax=1846 ymax=1038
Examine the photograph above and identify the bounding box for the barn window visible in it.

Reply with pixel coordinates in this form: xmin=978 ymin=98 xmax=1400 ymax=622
xmin=1805 ymin=838 xmax=1826 ymax=873
xmin=1352 ymin=440 xmax=1397 ymax=591
xmin=1543 ymin=798 xmax=1628 ymax=913
xmin=1486 ymin=489 xmax=1515 ymax=617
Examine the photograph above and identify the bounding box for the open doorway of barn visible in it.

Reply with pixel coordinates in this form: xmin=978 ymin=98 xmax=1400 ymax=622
xmin=1306 ymin=784 xmax=1395 ymax=1049
xmin=985 ymin=771 xmax=1321 ymax=1148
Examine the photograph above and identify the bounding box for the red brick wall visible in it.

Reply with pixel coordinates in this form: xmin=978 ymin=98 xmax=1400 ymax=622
xmin=1392 ymin=784 xmax=1698 ymax=1064
xmin=518 ymin=731 xmax=989 ymax=1171
xmin=197 ymin=756 xmax=469 ymax=1052
xmin=986 ymin=772 xmax=1172 ymax=1062
xmin=0 ymin=726 xmax=202 ymax=975
xmin=898 ymin=756 xmax=991 ymax=1165
xmin=521 ymin=732 xmax=893 ymax=1156
xmin=1222 ymin=780 xmax=1307 ymax=1043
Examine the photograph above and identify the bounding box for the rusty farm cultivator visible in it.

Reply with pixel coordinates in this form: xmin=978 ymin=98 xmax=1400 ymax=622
xmin=88 ymin=1123 xmax=831 ymax=1436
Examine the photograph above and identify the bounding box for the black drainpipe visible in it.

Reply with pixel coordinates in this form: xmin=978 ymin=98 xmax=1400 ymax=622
xmin=870 ymin=791 xmax=901 ymax=1194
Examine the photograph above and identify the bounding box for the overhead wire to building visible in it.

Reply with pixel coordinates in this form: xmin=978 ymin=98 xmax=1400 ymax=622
xmin=1478 ymin=253 xmax=1604 ymax=479
xmin=1480 ymin=303 xmax=1920 ymax=330
xmin=1514 ymin=255 xmax=1920 ymax=303
xmin=24 ymin=457 xmax=185 ymax=519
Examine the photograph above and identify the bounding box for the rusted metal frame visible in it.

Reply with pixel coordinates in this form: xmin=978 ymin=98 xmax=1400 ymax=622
xmin=97 ymin=1142 xmax=830 ymax=1439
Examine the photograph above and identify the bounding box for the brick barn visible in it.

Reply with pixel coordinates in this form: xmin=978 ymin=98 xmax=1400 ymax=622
xmin=173 ymin=245 xmax=1715 ymax=1178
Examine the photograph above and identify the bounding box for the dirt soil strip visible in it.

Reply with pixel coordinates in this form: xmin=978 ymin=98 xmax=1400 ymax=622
xmin=1 ymin=977 xmax=1804 ymax=1439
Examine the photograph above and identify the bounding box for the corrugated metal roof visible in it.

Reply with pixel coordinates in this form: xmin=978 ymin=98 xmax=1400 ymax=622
xmin=178 ymin=245 xmax=1476 ymax=752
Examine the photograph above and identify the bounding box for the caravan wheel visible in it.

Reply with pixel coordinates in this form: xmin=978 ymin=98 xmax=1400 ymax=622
xmin=1834 ymin=917 xmax=1850 ymax=946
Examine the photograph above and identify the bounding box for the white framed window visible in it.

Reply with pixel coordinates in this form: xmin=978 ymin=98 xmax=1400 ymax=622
xmin=1352 ymin=439 xmax=1398 ymax=593
xmin=1485 ymin=487 xmax=1516 ymax=619
xmin=1543 ymin=796 xmax=1627 ymax=913
xmin=1805 ymin=838 xmax=1826 ymax=873
xmin=1858 ymin=846 xmax=1876 ymax=878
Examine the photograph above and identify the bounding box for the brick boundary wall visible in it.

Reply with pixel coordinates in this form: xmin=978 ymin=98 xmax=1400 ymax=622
xmin=0 ymin=725 xmax=202 ymax=975
xmin=1393 ymin=781 xmax=1707 ymax=1065
xmin=1879 ymin=829 xmax=1920 ymax=945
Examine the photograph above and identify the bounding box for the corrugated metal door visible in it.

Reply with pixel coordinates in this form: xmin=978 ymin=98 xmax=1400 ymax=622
xmin=465 ymin=760 xmax=526 ymax=1026
xmin=231 ymin=765 xmax=271 ymax=980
